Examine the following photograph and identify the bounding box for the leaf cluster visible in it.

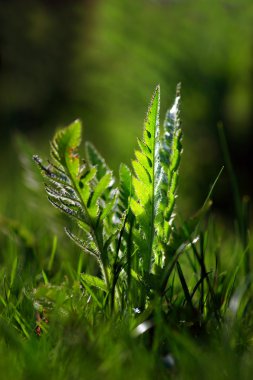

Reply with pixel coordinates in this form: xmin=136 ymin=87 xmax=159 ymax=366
xmin=34 ymin=86 xmax=185 ymax=313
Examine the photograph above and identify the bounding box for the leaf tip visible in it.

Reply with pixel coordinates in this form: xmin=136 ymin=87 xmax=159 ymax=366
xmin=73 ymin=118 xmax=82 ymax=126
xmin=155 ymin=83 xmax=160 ymax=93
xmin=176 ymin=82 xmax=181 ymax=97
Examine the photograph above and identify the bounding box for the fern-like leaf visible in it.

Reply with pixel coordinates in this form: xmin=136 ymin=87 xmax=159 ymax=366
xmin=33 ymin=120 xmax=118 ymax=287
xmin=130 ymin=85 xmax=161 ymax=273
xmin=157 ymin=83 xmax=182 ymax=242
xmin=118 ymin=163 xmax=132 ymax=214
xmin=130 ymin=85 xmax=182 ymax=272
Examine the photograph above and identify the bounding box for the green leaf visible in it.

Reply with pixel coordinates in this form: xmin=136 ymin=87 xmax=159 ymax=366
xmin=65 ymin=228 xmax=98 ymax=258
xmin=129 ymin=84 xmax=183 ymax=272
xmin=118 ymin=163 xmax=132 ymax=214
xmin=100 ymin=197 xmax=116 ymax=221
xmin=130 ymin=85 xmax=160 ymax=272
xmin=85 ymin=142 xmax=116 ymax=223
xmin=80 ymin=273 xmax=107 ymax=293
xmin=52 ymin=119 xmax=82 ymax=178
xmin=89 ymin=172 xmax=113 ymax=207
xmin=85 ymin=142 xmax=110 ymax=181
xmin=156 ymin=84 xmax=182 ymax=247
xmin=87 ymin=172 xmax=113 ymax=219
xmin=34 ymin=120 xmax=116 ymax=286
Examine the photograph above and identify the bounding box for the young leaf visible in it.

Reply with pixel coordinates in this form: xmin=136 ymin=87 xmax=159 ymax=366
xmin=156 ymin=84 xmax=183 ymax=256
xmin=52 ymin=119 xmax=82 ymax=179
xmin=85 ymin=142 xmax=110 ymax=181
xmin=81 ymin=274 xmax=108 ymax=293
xmin=130 ymin=85 xmax=161 ymax=273
xmin=34 ymin=120 xmax=118 ymax=288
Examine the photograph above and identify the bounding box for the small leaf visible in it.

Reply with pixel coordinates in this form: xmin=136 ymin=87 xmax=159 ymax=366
xmin=65 ymin=228 xmax=98 ymax=257
xmin=90 ymin=172 xmax=113 ymax=206
xmin=85 ymin=142 xmax=109 ymax=181
xmin=80 ymin=274 xmax=107 ymax=293
xmin=131 ymin=85 xmax=160 ymax=272
xmin=54 ymin=119 xmax=82 ymax=178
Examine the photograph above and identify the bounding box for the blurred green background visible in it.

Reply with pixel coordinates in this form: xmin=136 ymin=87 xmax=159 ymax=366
xmin=1 ymin=0 xmax=253 ymax=218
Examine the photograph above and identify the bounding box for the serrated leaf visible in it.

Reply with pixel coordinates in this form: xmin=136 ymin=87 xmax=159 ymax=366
xmin=80 ymin=274 xmax=107 ymax=293
xmin=118 ymin=163 xmax=132 ymax=213
xmin=87 ymin=172 xmax=113 ymax=219
xmin=54 ymin=119 xmax=82 ymax=178
xmin=34 ymin=120 xmax=116 ymax=284
xmin=130 ymin=198 xmax=144 ymax=217
xmin=90 ymin=172 xmax=113 ymax=206
xmin=85 ymin=142 xmax=115 ymax=207
xmin=131 ymin=85 xmax=160 ymax=272
xmin=100 ymin=197 xmax=116 ymax=221
xmin=65 ymin=228 xmax=98 ymax=257
xmin=132 ymin=177 xmax=149 ymax=205
xmin=156 ymin=84 xmax=182 ymax=246
xmin=85 ymin=142 xmax=109 ymax=180
xmin=132 ymin=160 xmax=152 ymax=184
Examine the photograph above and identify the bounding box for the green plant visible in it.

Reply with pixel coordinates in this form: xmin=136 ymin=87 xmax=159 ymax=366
xmin=33 ymin=85 xmax=251 ymax=340
xmin=33 ymin=85 xmax=185 ymax=312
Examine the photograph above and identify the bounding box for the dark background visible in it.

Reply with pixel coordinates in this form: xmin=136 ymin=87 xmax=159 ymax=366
xmin=1 ymin=0 xmax=253 ymax=218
